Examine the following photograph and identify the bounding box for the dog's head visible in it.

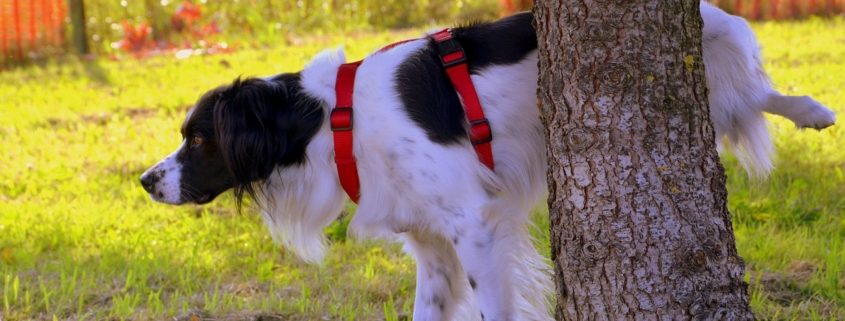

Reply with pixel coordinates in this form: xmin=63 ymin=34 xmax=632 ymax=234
xmin=140 ymin=74 xmax=324 ymax=206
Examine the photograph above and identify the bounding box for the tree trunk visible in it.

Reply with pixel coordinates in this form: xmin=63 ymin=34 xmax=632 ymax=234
xmin=535 ymin=1 xmax=756 ymax=320
xmin=68 ymin=0 xmax=88 ymax=55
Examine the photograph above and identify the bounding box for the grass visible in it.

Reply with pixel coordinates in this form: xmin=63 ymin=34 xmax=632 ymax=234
xmin=1 ymin=18 xmax=844 ymax=320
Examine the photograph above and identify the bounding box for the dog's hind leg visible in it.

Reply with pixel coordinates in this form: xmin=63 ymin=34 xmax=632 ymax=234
xmin=701 ymin=3 xmax=836 ymax=176
xmin=763 ymin=93 xmax=836 ymax=130
xmin=452 ymin=222 xmax=514 ymax=321
xmin=404 ymin=231 xmax=474 ymax=321
xmin=504 ymin=221 xmax=553 ymax=321
xmin=447 ymin=206 xmax=552 ymax=321
xmin=702 ymin=2 xmax=776 ymax=176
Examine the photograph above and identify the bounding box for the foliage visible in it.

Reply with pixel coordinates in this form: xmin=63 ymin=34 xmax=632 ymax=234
xmin=80 ymin=0 xmax=498 ymax=56
xmin=5 ymin=0 xmax=844 ymax=64
xmin=711 ymin=0 xmax=845 ymax=20
xmin=1 ymin=18 xmax=844 ymax=321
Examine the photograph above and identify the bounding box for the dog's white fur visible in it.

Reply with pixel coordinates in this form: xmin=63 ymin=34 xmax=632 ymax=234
xmin=287 ymin=39 xmax=554 ymax=320
xmin=147 ymin=3 xmax=835 ymax=321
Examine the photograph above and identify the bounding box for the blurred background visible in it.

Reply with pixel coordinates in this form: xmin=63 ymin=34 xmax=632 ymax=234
xmin=1 ymin=1 xmax=844 ymax=321
xmin=2 ymin=0 xmax=845 ymax=66
xmin=5 ymin=0 xmax=501 ymax=65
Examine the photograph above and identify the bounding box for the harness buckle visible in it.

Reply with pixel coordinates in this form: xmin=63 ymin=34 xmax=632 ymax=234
xmin=330 ymin=107 xmax=353 ymax=131
xmin=440 ymin=50 xmax=467 ymax=68
xmin=469 ymin=118 xmax=492 ymax=145
xmin=433 ymin=30 xmax=467 ymax=68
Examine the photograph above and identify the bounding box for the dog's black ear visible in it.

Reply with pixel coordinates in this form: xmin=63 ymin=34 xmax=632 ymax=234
xmin=212 ymin=75 xmax=325 ymax=205
xmin=213 ymin=77 xmax=290 ymax=203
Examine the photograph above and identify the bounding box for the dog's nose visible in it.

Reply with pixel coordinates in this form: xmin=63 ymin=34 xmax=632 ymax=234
xmin=140 ymin=173 xmax=157 ymax=194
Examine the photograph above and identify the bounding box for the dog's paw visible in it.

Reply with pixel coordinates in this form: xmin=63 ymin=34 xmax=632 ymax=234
xmin=795 ymin=98 xmax=836 ymax=130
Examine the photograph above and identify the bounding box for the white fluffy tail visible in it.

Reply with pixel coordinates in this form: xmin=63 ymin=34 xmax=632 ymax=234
xmin=511 ymin=231 xmax=554 ymax=321
xmin=723 ymin=110 xmax=775 ymax=177
xmin=702 ymin=2 xmax=775 ymax=177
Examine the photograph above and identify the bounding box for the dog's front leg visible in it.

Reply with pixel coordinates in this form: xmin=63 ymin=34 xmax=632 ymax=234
xmin=405 ymin=231 xmax=469 ymax=321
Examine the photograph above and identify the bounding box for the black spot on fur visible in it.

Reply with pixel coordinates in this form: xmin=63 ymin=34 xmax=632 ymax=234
xmin=394 ymin=12 xmax=536 ymax=145
xmin=430 ymin=295 xmax=445 ymax=312
xmin=469 ymin=276 xmax=477 ymax=289
xmin=420 ymin=170 xmax=438 ymax=182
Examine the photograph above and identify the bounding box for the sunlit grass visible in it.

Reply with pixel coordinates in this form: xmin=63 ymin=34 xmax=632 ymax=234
xmin=0 ymin=30 xmax=422 ymax=321
xmin=728 ymin=17 xmax=845 ymax=320
xmin=1 ymin=19 xmax=844 ymax=320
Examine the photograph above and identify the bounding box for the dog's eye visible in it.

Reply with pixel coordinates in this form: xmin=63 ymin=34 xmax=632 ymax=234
xmin=190 ymin=136 xmax=203 ymax=148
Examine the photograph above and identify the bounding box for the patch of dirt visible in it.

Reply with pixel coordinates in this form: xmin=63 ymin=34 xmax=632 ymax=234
xmin=79 ymin=112 xmax=112 ymax=125
xmin=221 ymin=281 xmax=267 ymax=296
xmin=189 ymin=204 xmax=240 ymax=219
xmin=174 ymin=311 xmax=294 ymax=321
xmin=125 ymin=107 xmax=158 ymax=120
xmin=44 ymin=107 xmax=158 ymax=129
xmin=750 ymin=261 xmax=819 ymax=305
xmin=173 ymin=309 xmax=212 ymax=321
xmin=246 ymin=314 xmax=290 ymax=321
xmin=45 ymin=112 xmax=110 ymax=129
xmin=104 ymin=162 xmax=148 ymax=177
xmin=750 ymin=262 xmax=845 ymax=320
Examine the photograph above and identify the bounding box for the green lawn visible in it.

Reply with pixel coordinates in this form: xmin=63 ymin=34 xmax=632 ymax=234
xmin=1 ymin=19 xmax=844 ymax=320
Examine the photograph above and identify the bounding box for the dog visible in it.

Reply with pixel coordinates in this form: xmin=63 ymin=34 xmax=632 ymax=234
xmin=140 ymin=3 xmax=835 ymax=320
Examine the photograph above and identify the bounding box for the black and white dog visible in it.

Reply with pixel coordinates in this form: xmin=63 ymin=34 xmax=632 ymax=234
xmin=140 ymin=3 xmax=835 ymax=320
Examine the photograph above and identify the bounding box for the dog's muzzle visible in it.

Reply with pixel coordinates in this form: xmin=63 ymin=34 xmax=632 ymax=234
xmin=139 ymin=153 xmax=184 ymax=204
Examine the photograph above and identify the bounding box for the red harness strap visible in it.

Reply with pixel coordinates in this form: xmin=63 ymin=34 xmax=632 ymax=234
xmin=430 ymin=29 xmax=495 ymax=170
xmin=331 ymin=29 xmax=494 ymax=203
xmin=331 ymin=61 xmax=363 ymax=203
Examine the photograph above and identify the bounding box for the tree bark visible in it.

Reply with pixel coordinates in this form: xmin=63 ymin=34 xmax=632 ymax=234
xmin=535 ymin=1 xmax=756 ymax=320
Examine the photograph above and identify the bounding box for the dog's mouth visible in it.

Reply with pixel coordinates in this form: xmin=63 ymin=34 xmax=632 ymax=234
xmin=183 ymin=190 xmax=226 ymax=205
xmin=193 ymin=194 xmax=213 ymax=204
xmin=148 ymin=191 xmax=215 ymax=205
xmin=148 ymin=192 xmax=185 ymax=205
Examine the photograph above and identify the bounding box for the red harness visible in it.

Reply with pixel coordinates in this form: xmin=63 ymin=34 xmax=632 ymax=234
xmin=330 ymin=29 xmax=494 ymax=203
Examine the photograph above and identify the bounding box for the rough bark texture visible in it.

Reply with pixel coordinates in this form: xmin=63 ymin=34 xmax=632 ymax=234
xmin=535 ymin=1 xmax=756 ymax=320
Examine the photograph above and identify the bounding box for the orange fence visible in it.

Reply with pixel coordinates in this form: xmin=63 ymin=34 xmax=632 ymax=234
xmin=0 ymin=0 xmax=66 ymax=61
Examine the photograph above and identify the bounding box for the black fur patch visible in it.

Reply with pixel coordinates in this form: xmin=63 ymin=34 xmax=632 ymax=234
xmin=394 ymin=12 xmax=536 ymax=145
xmin=177 ymin=74 xmax=324 ymax=205
xmin=452 ymin=12 xmax=537 ymax=72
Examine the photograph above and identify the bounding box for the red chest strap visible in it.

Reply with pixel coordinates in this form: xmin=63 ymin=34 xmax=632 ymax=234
xmin=332 ymin=61 xmax=362 ymax=203
xmin=331 ymin=29 xmax=495 ymax=203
